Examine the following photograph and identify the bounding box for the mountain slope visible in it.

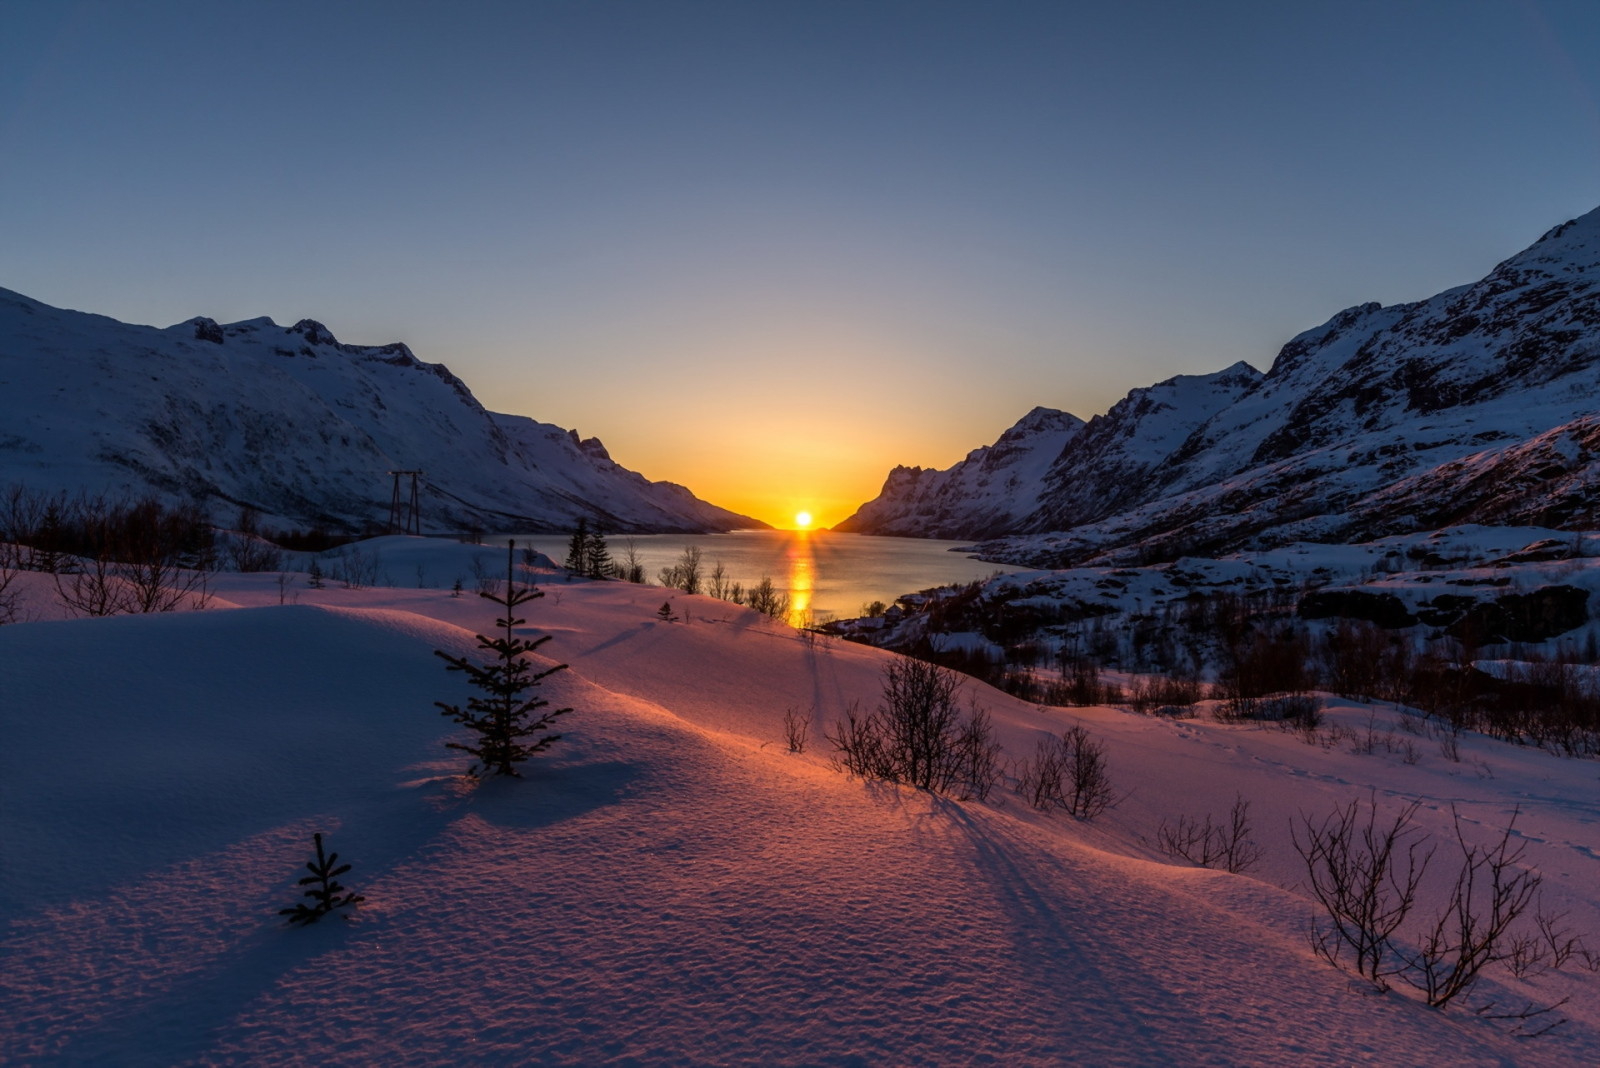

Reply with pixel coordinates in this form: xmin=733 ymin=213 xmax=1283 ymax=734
xmin=0 ymin=288 xmax=759 ymax=533
xmin=843 ymin=205 xmax=1600 ymax=564
xmin=1024 ymin=361 xmax=1264 ymax=533
xmin=833 ymin=406 xmax=1084 ymax=537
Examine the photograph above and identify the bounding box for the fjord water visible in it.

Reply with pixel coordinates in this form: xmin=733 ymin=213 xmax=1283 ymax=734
xmin=514 ymin=530 xmax=1027 ymax=623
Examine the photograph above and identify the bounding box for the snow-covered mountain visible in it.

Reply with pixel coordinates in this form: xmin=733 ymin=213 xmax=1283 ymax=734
xmin=842 ymin=206 xmax=1600 ymax=566
xmin=833 ymin=406 xmax=1084 ymax=538
xmin=0 ymin=288 xmax=760 ymax=533
xmin=1024 ymin=362 xmax=1264 ymax=534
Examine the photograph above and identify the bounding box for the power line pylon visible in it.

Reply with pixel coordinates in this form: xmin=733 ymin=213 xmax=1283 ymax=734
xmin=387 ymin=470 xmax=423 ymax=535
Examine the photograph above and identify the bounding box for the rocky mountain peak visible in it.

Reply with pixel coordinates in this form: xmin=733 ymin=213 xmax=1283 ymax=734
xmin=186 ymin=317 xmax=224 ymax=344
xmin=288 ymin=319 xmax=340 ymax=347
xmin=845 ymin=203 xmax=1600 ymax=558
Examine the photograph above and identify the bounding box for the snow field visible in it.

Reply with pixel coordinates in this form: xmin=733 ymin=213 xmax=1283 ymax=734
xmin=2 ymin=540 xmax=1598 ymax=1064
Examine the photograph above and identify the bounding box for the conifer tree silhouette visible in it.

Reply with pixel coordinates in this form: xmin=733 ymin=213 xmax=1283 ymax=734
xmin=435 ymin=540 xmax=571 ymax=776
xmin=583 ymin=524 xmax=612 ymax=579
xmin=280 ymin=832 xmax=364 ymax=925
xmin=564 ymin=517 xmax=589 ymax=575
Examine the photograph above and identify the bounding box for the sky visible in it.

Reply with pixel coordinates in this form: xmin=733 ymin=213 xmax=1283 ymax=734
xmin=3 ymin=1 xmax=1600 ymax=528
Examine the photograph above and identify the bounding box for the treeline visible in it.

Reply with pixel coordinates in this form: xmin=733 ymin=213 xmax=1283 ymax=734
xmin=0 ymin=485 xmax=366 ymax=621
xmin=2 ymin=486 xmax=354 ymax=571
xmin=882 ymin=585 xmax=1600 ymax=758
xmin=1 ymin=486 xmax=217 ymax=617
xmin=563 ymin=522 xmax=793 ymax=621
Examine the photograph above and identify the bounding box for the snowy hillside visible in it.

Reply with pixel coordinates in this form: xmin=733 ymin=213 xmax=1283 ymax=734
xmin=3 ymin=546 xmax=1598 ymax=1064
xmin=1026 ymin=361 xmax=1264 ymax=534
xmin=0 ymin=287 xmax=760 ymax=534
xmin=844 ymin=206 xmax=1600 ymax=564
xmin=833 ymin=406 xmax=1084 ymax=537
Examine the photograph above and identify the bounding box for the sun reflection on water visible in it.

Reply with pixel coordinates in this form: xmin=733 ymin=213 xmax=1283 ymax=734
xmin=784 ymin=527 xmax=814 ymax=627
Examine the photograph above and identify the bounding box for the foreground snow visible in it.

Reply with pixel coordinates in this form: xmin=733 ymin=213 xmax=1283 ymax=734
xmin=3 ymin=541 xmax=1597 ymax=1065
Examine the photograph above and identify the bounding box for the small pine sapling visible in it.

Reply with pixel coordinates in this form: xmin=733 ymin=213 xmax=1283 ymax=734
xmin=281 ymin=832 xmax=364 ymax=925
xmin=435 ymin=540 xmax=572 ymax=777
xmin=657 ymin=601 xmax=677 ymax=623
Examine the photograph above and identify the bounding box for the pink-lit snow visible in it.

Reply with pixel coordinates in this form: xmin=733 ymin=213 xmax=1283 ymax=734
xmin=2 ymin=538 xmax=1597 ymax=1065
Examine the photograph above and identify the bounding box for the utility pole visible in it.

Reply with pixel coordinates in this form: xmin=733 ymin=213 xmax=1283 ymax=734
xmin=387 ymin=470 xmax=423 ymax=535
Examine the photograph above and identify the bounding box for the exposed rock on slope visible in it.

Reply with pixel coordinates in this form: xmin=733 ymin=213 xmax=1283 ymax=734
xmin=0 ymin=288 xmax=760 ymax=533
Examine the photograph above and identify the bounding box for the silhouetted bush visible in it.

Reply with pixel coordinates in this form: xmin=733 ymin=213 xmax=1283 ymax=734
xmin=783 ymin=707 xmax=809 ymax=753
xmin=1293 ymin=795 xmax=1566 ymax=1025
xmin=1157 ymin=795 xmax=1261 ymax=872
xmin=828 ymin=658 xmax=1002 ymax=800
xmin=658 ymin=545 xmax=703 ymax=594
xmin=1015 ymin=724 xmax=1115 ymax=819
xmin=746 ymin=576 xmax=790 ymax=621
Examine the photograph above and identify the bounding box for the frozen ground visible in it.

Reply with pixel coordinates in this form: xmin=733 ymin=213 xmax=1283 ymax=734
xmin=3 ymin=537 xmax=1597 ymax=1065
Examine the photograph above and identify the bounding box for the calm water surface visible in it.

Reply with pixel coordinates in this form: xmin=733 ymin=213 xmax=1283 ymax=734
xmin=510 ymin=530 xmax=1026 ymax=624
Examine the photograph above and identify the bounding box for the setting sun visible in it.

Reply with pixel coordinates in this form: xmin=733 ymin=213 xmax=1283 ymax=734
xmin=794 ymin=511 xmax=813 ymax=529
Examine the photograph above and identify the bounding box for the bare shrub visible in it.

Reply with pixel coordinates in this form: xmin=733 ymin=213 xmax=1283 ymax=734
xmin=0 ymin=542 xmax=19 ymax=625
xmin=827 ymin=659 xmax=1001 ymax=800
xmin=227 ymin=506 xmax=284 ymax=572
xmin=1127 ymin=672 xmax=1207 ymax=714
xmin=958 ymin=704 xmax=1003 ymax=802
xmin=747 ymin=576 xmax=790 ymax=621
xmin=1433 ymin=716 xmax=1464 ymax=762
xmin=1395 ymin=808 xmax=1543 ymax=1008
xmin=1295 ymin=797 xmax=1566 ymax=1016
xmin=783 ymin=706 xmax=809 ymax=754
xmin=1268 ymin=693 xmax=1323 ymax=730
xmin=1015 ymin=724 xmax=1115 ymax=819
xmin=1157 ymin=795 xmax=1262 ymax=873
xmin=707 ymin=560 xmax=733 ymax=601
xmin=335 ymin=546 xmax=381 ymax=590
xmin=470 ymin=553 xmax=500 ymax=596
xmin=119 ymin=551 xmax=211 ymax=612
xmin=617 ymin=538 xmax=646 ymax=584
xmin=228 ymin=533 xmax=283 ymax=572
xmin=47 ymin=495 xmax=211 ymax=615
xmin=1292 ymin=794 xmax=1432 ymax=990
xmin=658 ymin=545 xmax=704 ymax=594
xmin=1349 ymin=709 xmax=1389 ymax=756
xmin=1508 ymin=907 xmax=1591 ymax=979
xmin=55 ymin=551 xmax=129 ymax=616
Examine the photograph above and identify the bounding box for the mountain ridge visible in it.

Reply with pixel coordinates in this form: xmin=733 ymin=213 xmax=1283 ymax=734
xmin=0 ymin=287 xmax=762 ymax=534
xmin=839 ymin=205 xmax=1600 ymax=566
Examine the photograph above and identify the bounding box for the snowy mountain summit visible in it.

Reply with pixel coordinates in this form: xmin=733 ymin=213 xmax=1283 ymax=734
xmin=840 ymin=205 xmax=1600 ymax=565
xmin=836 ymin=406 xmax=1085 ymax=538
xmin=0 ymin=288 xmax=759 ymax=533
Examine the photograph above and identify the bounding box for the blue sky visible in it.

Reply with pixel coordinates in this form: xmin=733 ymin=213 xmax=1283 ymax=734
xmin=3 ymin=0 xmax=1599 ymax=524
